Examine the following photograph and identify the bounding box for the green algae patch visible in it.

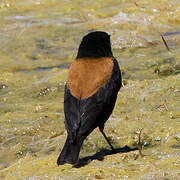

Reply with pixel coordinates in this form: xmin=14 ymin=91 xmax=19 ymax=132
xmin=1 ymin=147 xmax=179 ymax=179
xmin=1 ymin=75 xmax=179 ymax=179
xmin=0 ymin=0 xmax=180 ymax=179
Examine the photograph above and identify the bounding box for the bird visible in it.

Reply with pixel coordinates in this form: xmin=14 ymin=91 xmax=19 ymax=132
xmin=57 ymin=31 xmax=122 ymax=165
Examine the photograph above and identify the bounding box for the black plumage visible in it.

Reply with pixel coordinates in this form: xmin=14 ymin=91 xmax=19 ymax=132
xmin=57 ymin=31 xmax=122 ymax=165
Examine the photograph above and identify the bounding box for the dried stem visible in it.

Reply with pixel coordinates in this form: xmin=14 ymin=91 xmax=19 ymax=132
xmin=160 ymin=34 xmax=170 ymax=51
xmin=137 ymin=128 xmax=144 ymax=157
xmin=134 ymin=2 xmax=139 ymax=7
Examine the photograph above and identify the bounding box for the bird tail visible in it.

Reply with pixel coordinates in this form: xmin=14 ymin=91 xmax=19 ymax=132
xmin=57 ymin=135 xmax=84 ymax=165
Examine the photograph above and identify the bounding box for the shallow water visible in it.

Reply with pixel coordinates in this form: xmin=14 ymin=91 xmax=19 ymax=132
xmin=0 ymin=0 xmax=180 ymax=179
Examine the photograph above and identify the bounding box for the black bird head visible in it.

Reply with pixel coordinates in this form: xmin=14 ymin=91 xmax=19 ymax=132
xmin=76 ymin=31 xmax=113 ymax=59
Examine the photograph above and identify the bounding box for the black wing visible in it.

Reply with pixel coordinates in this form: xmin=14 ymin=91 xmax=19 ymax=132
xmin=64 ymin=58 xmax=122 ymax=141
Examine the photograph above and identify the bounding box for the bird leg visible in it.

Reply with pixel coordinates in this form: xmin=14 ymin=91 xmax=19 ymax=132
xmin=99 ymin=127 xmax=116 ymax=153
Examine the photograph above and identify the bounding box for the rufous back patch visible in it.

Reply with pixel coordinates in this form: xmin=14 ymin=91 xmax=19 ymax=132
xmin=67 ymin=57 xmax=113 ymax=99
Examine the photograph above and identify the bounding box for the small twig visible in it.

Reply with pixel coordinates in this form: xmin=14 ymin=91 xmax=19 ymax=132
xmin=160 ymin=34 xmax=170 ymax=51
xmin=163 ymin=99 xmax=168 ymax=111
xmin=137 ymin=128 xmax=144 ymax=157
xmin=134 ymin=2 xmax=145 ymax=8
xmin=155 ymin=99 xmax=168 ymax=112
xmin=134 ymin=2 xmax=139 ymax=7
